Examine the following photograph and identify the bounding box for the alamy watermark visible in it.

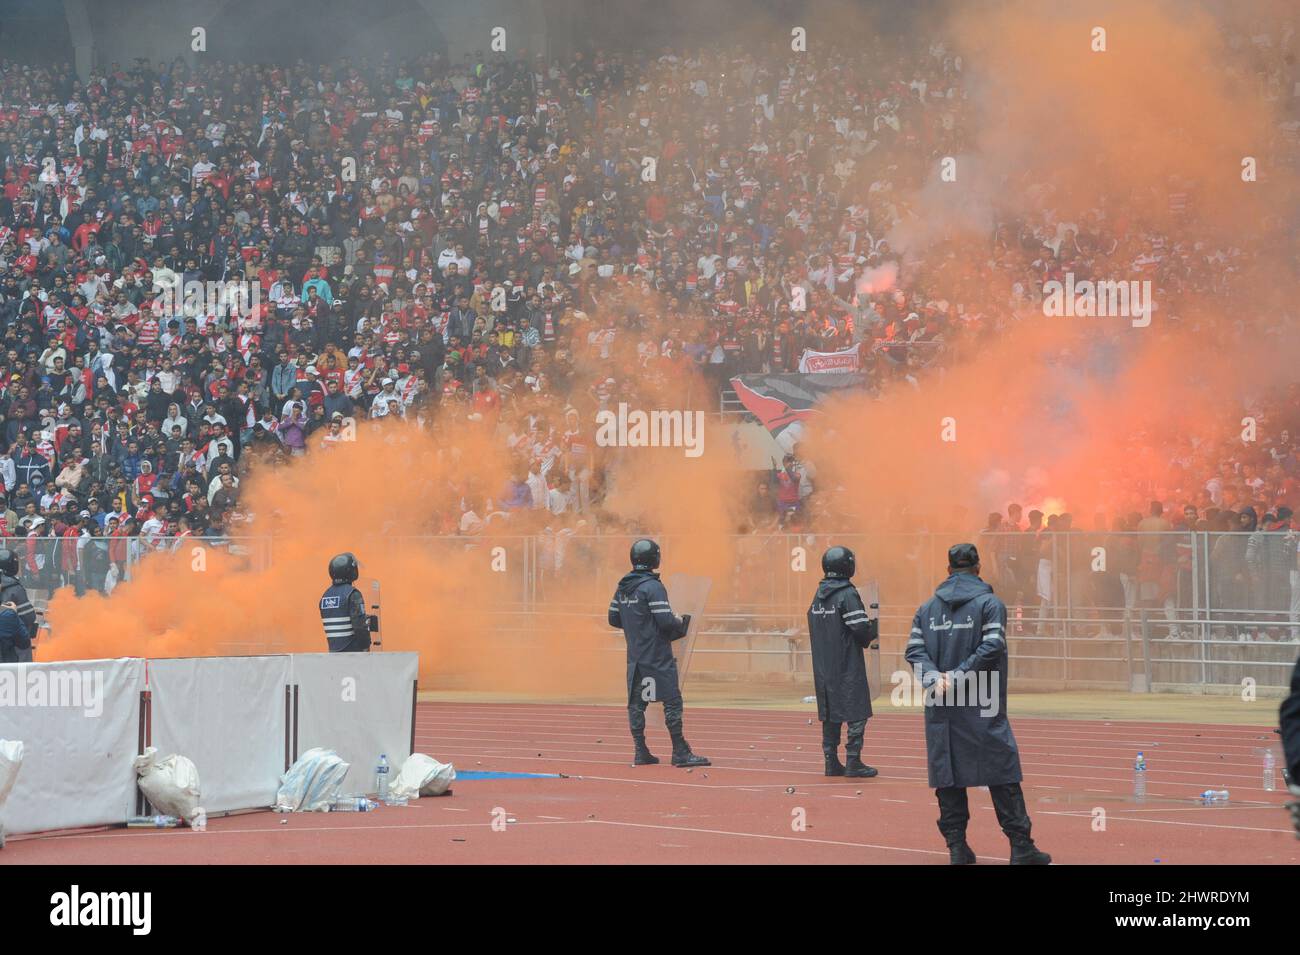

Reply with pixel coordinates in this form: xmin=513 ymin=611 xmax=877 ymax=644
xmin=50 ymin=885 xmax=151 ymax=935
xmin=156 ymin=278 xmax=262 ymax=321
xmin=0 ymin=667 xmax=104 ymax=717
xmin=889 ymin=662 xmax=1001 ymax=717
xmin=594 ymin=403 xmax=704 ymax=458
xmin=1041 ymin=273 xmax=1152 ymax=328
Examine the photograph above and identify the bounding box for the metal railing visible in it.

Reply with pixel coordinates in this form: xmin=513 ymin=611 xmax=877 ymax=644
xmin=18 ymin=529 xmax=1297 ymax=693
xmin=4 ymin=534 xmax=273 ymax=596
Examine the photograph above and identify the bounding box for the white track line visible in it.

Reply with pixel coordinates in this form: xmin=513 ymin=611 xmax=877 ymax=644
xmin=1038 ymin=811 xmax=1292 ymax=834
xmin=1084 ymin=805 xmax=1285 ymax=813
xmin=418 ymin=726 xmax=1271 ymax=764
xmin=12 ymin=818 xmax=590 ymax=842
xmin=422 ymin=704 xmax=1274 ymax=736
xmin=419 ymin=732 xmax=1267 ymax=779
xmin=421 ymin=722 xmax=1272 ymax=773
xmin=416 ymin=719 xmax=1272 ymax=761
xmin=422 ymin=741 xmax=1267 ymax=796
xmin=587 ymin=819 xmax=999 ymax=861
xmin=422 ymin=706 xmax=1273 ymax=735
xmin=571 ymin=774 xmax=894 ymax=792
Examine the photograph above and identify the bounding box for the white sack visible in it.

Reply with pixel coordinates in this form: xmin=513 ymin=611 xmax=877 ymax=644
xmin=388 ymin=752 xmax=455 ymax=800
xmin=0 ymin=739 xmax=22 ymax=812
xmin=275 ymin=747 xmax=350 ymax=812
xmin=134 ymin=746 xmax=204 ymax=826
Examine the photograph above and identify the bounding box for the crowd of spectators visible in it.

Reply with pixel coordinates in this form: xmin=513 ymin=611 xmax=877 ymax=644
xmin=970 ymin=496 xmax=1300 ymax=642
xmin=0 ymin=24 xmax=1295 ymax=611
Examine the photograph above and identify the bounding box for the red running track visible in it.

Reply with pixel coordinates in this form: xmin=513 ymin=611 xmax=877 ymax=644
xmin=2 ymin=702 xmax=1296 ymax=865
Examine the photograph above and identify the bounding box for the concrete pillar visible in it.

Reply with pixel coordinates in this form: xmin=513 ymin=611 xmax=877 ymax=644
xmin=63 ymin=0 xmax=94 ymax=82
xmin=414 ymin=0 xmax=548 ymax=63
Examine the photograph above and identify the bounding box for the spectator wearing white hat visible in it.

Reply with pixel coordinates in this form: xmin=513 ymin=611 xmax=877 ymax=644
xmin=300 ymin=365 xmax=325 ymax=408
xmin=370 ymin=377 xmax=399 ymax=417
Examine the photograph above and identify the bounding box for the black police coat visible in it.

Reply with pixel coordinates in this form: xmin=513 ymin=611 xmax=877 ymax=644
xmin=807 ymin=577 xmax=876 ymax=723
xmin=607 ymin=570 xmax=688 ymax=704
xmin=1281 ymin=655 xmax=1300 ymax=787
xmin=320 ymin=582 xmax=371 ymax=652
xmin=0 ymin=605 xmax=30 ymax=663
xmin=0 ymin=573 xmax=36 ymax=663
xmin=905 ymin=572 xmax=1022 ymax=788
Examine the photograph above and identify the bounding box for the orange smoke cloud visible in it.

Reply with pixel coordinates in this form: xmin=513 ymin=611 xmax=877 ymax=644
xmin=808 ymin=0 xmax=1298 ymax=531
xmin=40 ymin=323 xmax=750 ymax=700
xmin=37 ymin=1 xmax=1300 ymax=698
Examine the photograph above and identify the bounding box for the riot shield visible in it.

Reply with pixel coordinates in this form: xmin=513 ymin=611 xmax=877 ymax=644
xmin=663 ymin=573 xmax=712 ymax=688
xmin=358 ymin=576 xmax=383 ymax=650
xmin=861 ymin=578 xmax=882 ymax=700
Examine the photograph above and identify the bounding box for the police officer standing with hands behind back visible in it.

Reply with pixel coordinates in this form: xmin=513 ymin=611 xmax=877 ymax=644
xmin=320 ymin=553 xmax=376 ymax=652
xmin=808 ymin=546 xmax=879 ymax=778
xmin=906 ymin=543 xmax=1051 ymax=865
xmin=608 ymin=539 xmax=709 ymax=768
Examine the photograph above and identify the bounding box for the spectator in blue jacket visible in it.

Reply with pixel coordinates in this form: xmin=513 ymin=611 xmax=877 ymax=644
xmin=0 ymin=598 xmax=31 ymax=663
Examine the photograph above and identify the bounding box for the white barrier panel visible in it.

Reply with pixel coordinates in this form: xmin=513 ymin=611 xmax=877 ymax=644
xmin=148 ymin=656 xmax=290 ymax=813
xmin=291 ymin=653 xmax=418 ymax=795
xmin=0 ymin=653 xmax=417 ymax=833
xmin=0 ymin=658 xmax=143 ymax=834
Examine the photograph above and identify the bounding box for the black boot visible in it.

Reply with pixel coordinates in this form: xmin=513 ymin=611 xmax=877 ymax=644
xmin=844 ymin=719 xmax=876 ymax=777
xmin=1010 ymin=842 xmax=1052 ymax=865
xmin=666 ymin=698 xmax=709 ymax=767
xmin=821 ymin=721 xmax=844 ymax=776
xmin=632 ymin=738 xmax=660 ymax=766
xmin=671 ymin=745 xmax=710 ymax=768
xmin=949 ymin=842 xmax=977 ymax=865
xmin=669 ymin=729 xmax=709 ymax=767
xmin=991 ymin=784 xmax=1049 ymax=864
xmin=844 ymin=755 xmax=878 ymax=778
xmin=628 ymin=698 xmax=652 ymax=764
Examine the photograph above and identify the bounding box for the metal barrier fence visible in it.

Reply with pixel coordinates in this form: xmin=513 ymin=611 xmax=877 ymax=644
xmin=6 ymin=534 xmax=273 ymax=598
xmin=513 ymin=530 xmax=1299 ymax=694
xmin=18 ymin=530 xmax=1297 ymax=694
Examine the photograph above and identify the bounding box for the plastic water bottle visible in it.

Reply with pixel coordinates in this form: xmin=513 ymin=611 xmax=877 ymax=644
xmin=376 ymin=754 xmax=389 ymax=800
xmin=127 ymin=814 xmax=180 ymax=828
xmin=1199 ymin=789 xmax=1230 ymax=803
xmin=1133 ymin=752 xmax=1147 ymax=802
xmin=1263 ymin=751 xmax=1276 ymax=792
xmin=329 ymin=797 xmax=376 ymax=812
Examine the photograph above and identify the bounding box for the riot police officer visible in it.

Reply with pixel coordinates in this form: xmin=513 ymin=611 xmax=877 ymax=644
xmin=320 ymin=553 xmax=373 ymax=652
xmin=905 ymin=543 xmax=1051 ymax=865
xmin=1280 ymin=655 xmax=1299 ymax=836
xmin=0 ymin=547 xmax=37 ymax=662
xmin=808 ymin=546 xmax=879 ymax=778
xmin=607 ymin=539 xmax=709 ymax=768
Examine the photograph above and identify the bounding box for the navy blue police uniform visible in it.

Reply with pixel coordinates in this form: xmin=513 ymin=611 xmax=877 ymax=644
xmin=905 ymin=543 xmax=1050 ymax=864
xmin=607 ymin=539 xmax=709 ymax=768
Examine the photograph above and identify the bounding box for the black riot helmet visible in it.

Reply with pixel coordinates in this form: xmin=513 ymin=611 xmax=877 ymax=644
xmin=0 ymin=547 xmax=16 ymax=577
xmin=947 ymin=542 xmax=980 ymax=573
xmin=821 ymin=545 xmax=855 ymax=579
xmin=629 ymin=538 xmax=661 ymax=571
xmin=328 ymin=552 xmax=359 ymax=584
